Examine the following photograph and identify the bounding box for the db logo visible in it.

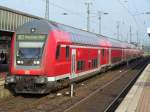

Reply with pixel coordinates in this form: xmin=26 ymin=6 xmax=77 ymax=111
xmin=25 ymin=70 xmax=30 ymax=75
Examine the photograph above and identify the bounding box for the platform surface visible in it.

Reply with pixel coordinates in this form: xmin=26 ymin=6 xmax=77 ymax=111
xmin=116 ymin=64 xmax=150 ymax=112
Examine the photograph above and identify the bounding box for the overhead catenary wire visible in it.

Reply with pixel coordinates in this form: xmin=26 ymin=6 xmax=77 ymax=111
xmin=0 ymin=0 xmax=121 ymax=38
xmin=123 ymin=0 xmax=149 ymax=44
xmin=49 ymin=1 xmax=84 ymax=16
xmin=115 ymin=0 xmax=147 ymax=45
xmin=116 ymin=0 xmax=142 ymax=30
xmin=131 ymin=0 xmax=148 ymax=30
xmin=130 ymin=0 xmax=144 ymax=44
xmin=48 ymin=1 xmax=113 ymax=33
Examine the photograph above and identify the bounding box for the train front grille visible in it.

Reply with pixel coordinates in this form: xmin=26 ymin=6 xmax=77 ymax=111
xmin=15 ymin=76 xmax=46 ymax=92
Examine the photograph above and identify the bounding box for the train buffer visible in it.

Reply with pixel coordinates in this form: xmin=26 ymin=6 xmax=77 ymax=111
xmin=116 ymin=64 xmax=150 ymax=112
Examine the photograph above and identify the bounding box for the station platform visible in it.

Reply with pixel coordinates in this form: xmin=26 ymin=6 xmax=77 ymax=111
xmin=116 ymin=64 xmax=150 ymax=112
xmin=0 ymin=72 xmax=10 ymax=99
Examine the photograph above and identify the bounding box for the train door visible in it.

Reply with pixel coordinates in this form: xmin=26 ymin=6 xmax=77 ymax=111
xmin=71 ymin=49 xmax=76 ymax=79
xmin=109 ymin=48 xmax=111 ymax=65
xmin=122 ymin=48 xmax=124 ymax=61
xmin=98 ymin=49 xmax=101 ymax=67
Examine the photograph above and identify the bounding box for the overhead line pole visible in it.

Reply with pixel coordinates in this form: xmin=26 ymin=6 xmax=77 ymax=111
xmin=98 ymin=11 xmax=108 ymax=35
xmin=129 ymin=25 xmax=132 ymax=43
xmin=45 ymin=0 xmax=49 ymax=20
xmin=85 ymin=2 xmax=92 ymax=31
xmin=136 ymin=30 xmax=139 ymax=45
xmin=98 ymin=11 xmax=102 ymax=34
xmin=116 ymin=21 xmax=120 ymax=40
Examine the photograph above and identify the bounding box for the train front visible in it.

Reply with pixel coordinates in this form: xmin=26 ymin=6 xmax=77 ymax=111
xmin=5 ymin=20 xmax=52 ymax=94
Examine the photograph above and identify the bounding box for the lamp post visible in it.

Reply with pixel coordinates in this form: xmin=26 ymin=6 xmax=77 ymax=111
xmin=116 ymin=21 xmax=120 ymax=40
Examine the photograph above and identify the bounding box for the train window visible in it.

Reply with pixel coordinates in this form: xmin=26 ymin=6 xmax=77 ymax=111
xmin=102 ymin=49 xmax=105 ymax=57
xmin=92 ymin=59 xmax=98 ymax=68
xmin=77 ymin=60 xmax=85 ymax=71
xmin=93 ymin=59 xmax=95 ymax=68
xmin=77 ymin=61 xmax=81 ymax=71
xmin=95 ymin=59 xmax=98 ymax=67
xmin=82 ymin=61 xmax=85 ymax=70
xmin=66 ymin=46 xmax=70 ymax=59
xmin=92 ymin=60 xmax=94 ymax=68
xmin=56 ymin=45 xmax=60 ymax=59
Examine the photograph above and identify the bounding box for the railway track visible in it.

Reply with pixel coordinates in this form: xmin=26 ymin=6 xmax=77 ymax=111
xmin=64 ymin=58 xmax=149 ymax=112
xmin=0 ymin=57 xmax=148 ymax=112
xmin=104 ymin=58 xmax=149 ymax=112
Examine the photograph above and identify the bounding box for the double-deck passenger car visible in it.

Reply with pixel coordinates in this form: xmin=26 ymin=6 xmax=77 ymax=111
xmin=5 ymin=20 xmax=143 ymax=94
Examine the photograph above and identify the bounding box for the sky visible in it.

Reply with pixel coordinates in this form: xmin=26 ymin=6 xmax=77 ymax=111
xmin=0 ymin=0 xmax=150 ymax=46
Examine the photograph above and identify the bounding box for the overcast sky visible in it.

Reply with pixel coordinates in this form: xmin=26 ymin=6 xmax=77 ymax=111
xmin=0 ymin=0 xmax=150 ymax=46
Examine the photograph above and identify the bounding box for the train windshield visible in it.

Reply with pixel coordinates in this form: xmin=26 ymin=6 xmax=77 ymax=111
xmin=18 ymin=43 xmax=43 ymax=59
xmin=16 ymin=35 xmax=46 ymax=59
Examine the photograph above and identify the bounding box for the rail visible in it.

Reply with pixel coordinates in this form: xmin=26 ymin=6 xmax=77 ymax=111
xmin=0 ymin=58 xmax=148 ymax=112
xmin=104 ymin=58 xmax=148 ymax=112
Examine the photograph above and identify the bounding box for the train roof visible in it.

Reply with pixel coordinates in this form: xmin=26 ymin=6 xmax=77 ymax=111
xmin=16 ymin=19 xmax=137 ymax=49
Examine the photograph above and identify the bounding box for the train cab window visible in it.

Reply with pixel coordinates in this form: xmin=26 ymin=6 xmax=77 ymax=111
xmin=56 ymin=45 xmax=60 ymax=59
xmin=66 ymin=46 xmax=70 ymax=59
xmin=102 ymin=49 xmax=105 ymax=57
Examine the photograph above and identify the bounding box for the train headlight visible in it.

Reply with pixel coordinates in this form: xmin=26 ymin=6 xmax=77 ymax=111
xmin=17 ymin=60 xmax=24 ymax=64
xmin=33 ymin=60 xmax=40 ymax=65
xmin=36 ymin=61 xmax=40 ymax=64
xmin=33 ymin=61 xmax=37 ymax=64
xmin=17 ymin=61 xmax=21 ymax=64
xmin=20 ymin=61 xmax=24 ymax=64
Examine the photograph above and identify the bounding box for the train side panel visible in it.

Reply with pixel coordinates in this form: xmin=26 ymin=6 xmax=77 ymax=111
xmin=44 ymin=30 xmax=72 ymax=77
xmin=111 ymin=48 xmax=123 ymax=64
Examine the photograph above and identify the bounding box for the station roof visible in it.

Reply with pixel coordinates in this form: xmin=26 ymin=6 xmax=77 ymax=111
xmin=0 ymin=5 xmax=41 ymax=19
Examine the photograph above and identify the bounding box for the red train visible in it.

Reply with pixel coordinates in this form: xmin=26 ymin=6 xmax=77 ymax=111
xmin=5 ymin=20 xmax=143 ymax=94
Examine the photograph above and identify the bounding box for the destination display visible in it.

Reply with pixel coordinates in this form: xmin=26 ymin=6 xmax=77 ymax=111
xmin=17 ymin=35 xmax=46 ymax=41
